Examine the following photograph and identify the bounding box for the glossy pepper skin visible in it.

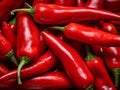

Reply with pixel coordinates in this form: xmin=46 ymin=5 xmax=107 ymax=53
xmin=52 ymin=23 xmax=120 ymax=47
xmin=0 ymin=72 xmax=73 ymax=89
xmin=11 ymin=3 xmax=120 ymax=25
xmin=42 ymin=31 xmax=94 ymax=89
xmin=0 ymin=50 xmax=57 ymax=82
xmin=0 ymin=33 xmax=17 ymax=65
xmin=32 ymin=0 xmax=54 ymax=6
xmin=54 ymin=0 xmax=76 ymax=6
xmin=76 ymin=0 xmax=85 ymax=7
xmin=85 ymin=0 xmax=105 ymax=9
xmin=16 ymin=12 xmax=41 ymax=84
xmin=1 ymin=22 xmax=16 ymax=48
xmin=85 ymin=45 xmax=116 ymax=90
xmin=0 ymin=0 xmax=26 ymax=24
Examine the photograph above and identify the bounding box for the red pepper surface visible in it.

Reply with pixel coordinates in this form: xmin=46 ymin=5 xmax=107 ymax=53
xmin=42 ymin=31 xmax=94 ymax=89
xmin=16 ymin=12 xmax=41 ymax=84
xmin=1 ymin=22 xmax=16 ymax=48
xmin=0 ymin=50 xmax=57 ymax=83
xmin=0 ymin=63 xmax=10 ymax=77
xmin=11 ymin=3 xmax=120 ymax=25
xmin=32 ymin=0 xmax=54 ymax=6
xmin=0 ymin=72 xmax=73 ymax=89
xmin=51 ymin=23 xmax=120 ymax=47
xmin=0 ymin=0 xmax=26 ymax=24
xmin=0 ymin=33 xmax=17 ymax=65
xmin=76 ymin=0 xmax=85 ymax=7
xmin=106 ymin=0 xmax=120 ymax=11
xmin=85 ymin=45 xmax=116 ymax=90
xmin=85 ymin=0 xmax=105 ymax=9
xmin=54 ymin=0 xmax=76 ymax=6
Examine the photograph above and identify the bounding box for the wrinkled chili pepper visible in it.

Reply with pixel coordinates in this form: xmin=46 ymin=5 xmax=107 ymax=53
xmin=54 ymin=0 xmax=76 ymax=6
xmin=0 ymin=0 xmax=26 ymax=24
xmin=85 ymin=45 xmax=116 ymax=90
xmin=85 ymin=0 xmax=106 ymax=9
xmin=1 ymin=22 xmax=16 ymax=48
xmin=0 ymin=50 xmax=57 ymax=83
xmin=0 ymin=72 xmax=73 ymax=89
xmin=0 ymin=63 xmax=10 ymax=77
xmin=50 ymin=23 xmax=120 ymax=46
xmin=0 ymin=33 xmax=18 ymax=65
xmin=11 ymin=3 xmax=120 ymax=25
xmin=42 ymin=31 xmax=94 ymax=89
xmin=16 ymin=12 xmax=41 ymax=84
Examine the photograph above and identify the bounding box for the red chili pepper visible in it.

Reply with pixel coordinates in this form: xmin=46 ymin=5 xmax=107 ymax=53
xmin=0 ymin=63 xmax=10 ymax=77
xmin=51 ymin=23 xmax=120 ymax=46
xmin=32 ymin=0 xmax=54 ymax=6
xmin=85 ymin=0 xmax=105 ymax=9
xmin=1 ymin=22 xmax=16 ymax=48
xmin=85 ymin=45 xmax=116 ymax=90
xmin=76 ymin=0 xmax=85 ymax=7
xmin=42 ymin=31 xmax=94 ymax=89
xmin=11 ymin=3 xmax=120 ymax=25
xmin=0 ymin=72 xmax=73 ymax=89
xmin=0 ymin=0 xmax=26 ymax=24
xmin=106 ymin=0 xmax=120 ymax=11
xmin=0 ymin=50 xmax=57 ymax=83
xmin=0 ymin=33 xmax=18 ymax=65
xmin=54 ymin=0 xmax=76 ymax=6
xmin=16 ymin=12 xmax=41 ymax=84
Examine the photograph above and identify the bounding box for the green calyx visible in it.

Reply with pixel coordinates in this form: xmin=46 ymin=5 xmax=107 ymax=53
xmin=11 ymin=2 xmax=35 ymax=15
xmin=6 ymin=50 xmax=18 ymax=65
xmin=86 ymin=85 xmax=94 ymax=90
xmin=17 ymin=56 xmax=30 ymax=85
xmin=113 ymin=68 xmax=120 ymax=88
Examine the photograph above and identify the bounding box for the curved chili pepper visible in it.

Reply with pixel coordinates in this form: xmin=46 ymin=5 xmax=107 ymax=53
xmin=0 ymin=33 xmax=18 ymax=65
xmin=0 ymin=72 xmax=73 ymax=89
xmin=76 ymin=0 xmax=85 ymax=7
xmin=0 ymin=50 xmax=57 ymax=83
xmin=0 ymin=0 xmax=26 ymax=24
xmin=106 ymin=0 xmax=120 ymax=11
xmin=11 ymin=3 xmax=120 ymax=25
xmin=85 ymin=0 xmax=105 ymax=9
xmin=51 ymin=23 xmax=120 ymax=46
xmin=32 ymin=0 xmax=54 ymax=6
xmin=85 ymin=45 xmax=116 ymax=90
xmin=42 ymin=31 xmax=94 ymax=89
xmin=16 ymin=12 xmax=41 ymax=84
xmin=1 ymin=22 xmax=16 ymax=48
xmin=0 ymin=63 xmax=10 ymax=77
xmin=54 ymin=0 xmax=76 ymax=6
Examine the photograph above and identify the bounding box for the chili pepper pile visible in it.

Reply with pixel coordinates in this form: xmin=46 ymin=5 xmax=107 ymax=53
xmin=0 ymin=0 xmax=120 ymax=90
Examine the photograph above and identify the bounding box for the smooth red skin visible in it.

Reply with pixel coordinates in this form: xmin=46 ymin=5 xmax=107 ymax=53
xmin=85 ymin=57 xmax=116 ymax=90
xmin=32 ymin=0 xmax=54 ymax=6
xmin=0 ymin=0 xmax=26 ymax=24
xmin=0 ymin=50 xmax=57 ymax=82
xmin=34 ymin=4 xmax=120 ymax=25
xmin=64 ymin=23 xmax=120 ymax=47
xmin=94 ymin=78 xmax=115 ymax=90
xmin=2 ymin=22 xmax=16 ymax=48
xmin=0 ymin=72 xmax=73 ymax=89
xmin=76 ymin=0 xmax=85 ymax=7
xmin=0 ymin=63 xmax=10 ymax=77
xmin=106 ymin=0 xmax=120 ymax=11
xmin=7 ymin=23 xmax=17 ymax=33
xmin=42 ymin=32 xmax=94 ymax=89
xmin=16 ymin=12 xmax=41 ymax=60
xmin=54 ymin=0 xmax=76 ymax=6
xmin=85 ymin=0 xmax=105 ymax=9
xmin=0 ymin=33 xmax=12 ymax=57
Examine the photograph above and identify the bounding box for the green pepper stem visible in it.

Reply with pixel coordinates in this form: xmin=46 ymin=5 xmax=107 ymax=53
xmin=6 ymin=50 xmax=18 ymax=65
xmin=9 ymin=17 xmax=16 ymax=24
xmin=113 ymin=68 xmax=120 ymax=88
xmin=85 ymin=45 xmax=96 ymax=60
xmin=48 ymin=26 xmax=66 ymax=32
xmin=11 ymin=3 xmax=35 ymax=15
xmin=86 ymin=85 xmax=94 ymax=90
xmin=17 ymin=57 xmax=29 ymax=85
